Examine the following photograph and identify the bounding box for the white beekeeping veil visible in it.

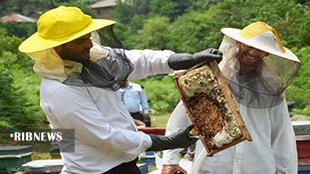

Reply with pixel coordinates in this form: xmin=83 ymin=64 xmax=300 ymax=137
xmin=218 ymin=22 xmax=300 ymax=108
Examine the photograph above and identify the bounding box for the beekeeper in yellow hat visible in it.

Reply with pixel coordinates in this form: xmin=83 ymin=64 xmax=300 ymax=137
xmin=18 ymin=6 xmax=223 ymax=174
xmin=219 ymin=21 xmax=300 ymax=108
xmin=162 ymin=21 xmax=300 ymax=174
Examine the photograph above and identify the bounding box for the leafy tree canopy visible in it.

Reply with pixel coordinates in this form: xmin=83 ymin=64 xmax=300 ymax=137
xmin=112 ymin=0 xmax=310 ymax=114
xmin=0 ymin=0 xmax=309 ymax=120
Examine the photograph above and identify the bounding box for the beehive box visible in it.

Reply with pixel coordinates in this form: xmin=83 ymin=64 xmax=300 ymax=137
xmin=22 ymin=159 xmax=63 ymax=174
xmin=0 ymin=145 xmax=32 ymax=172
xmin=173 ymin=60 xmax=252 ymax=156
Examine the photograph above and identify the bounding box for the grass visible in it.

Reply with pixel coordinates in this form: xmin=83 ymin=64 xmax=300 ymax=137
xmin=31 ymin=152 xmax=52 ymax=160
xmin=150 ymin=113 xmax=170 ymax=127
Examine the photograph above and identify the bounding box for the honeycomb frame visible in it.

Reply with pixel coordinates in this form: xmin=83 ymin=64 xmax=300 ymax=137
xmin=173 ymin=60 xmax=252 ymax=156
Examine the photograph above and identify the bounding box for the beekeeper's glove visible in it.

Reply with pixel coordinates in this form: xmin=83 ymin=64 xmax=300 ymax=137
xmin=147 ymin=125 xmax=198 ymax=151
xmin=168 ymin=48 xmax=222 ymax=70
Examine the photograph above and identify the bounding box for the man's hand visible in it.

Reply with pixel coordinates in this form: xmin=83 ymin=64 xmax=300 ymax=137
xmin=162 ymin=164 xmax=187 ymax=174
xmin=142 ymin=113 xmax=150 ymax=122
xmin=133 ymin=119 xmax=146 ymax=128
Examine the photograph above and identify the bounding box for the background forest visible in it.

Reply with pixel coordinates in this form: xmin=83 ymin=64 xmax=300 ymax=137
xmin=0 ymin=0 xmax=309 ymax=131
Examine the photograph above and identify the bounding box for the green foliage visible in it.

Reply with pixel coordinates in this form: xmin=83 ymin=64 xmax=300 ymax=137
xmin=55 ymin=0 xmax=97 ymax=17
xmin=0 ymin=0 xmax=45 ymax=16
xmin=112 ymin=0 xmax=310 ymax=115
xmin=112 ymin=0 xmax=149 ymax=24
xmin=286 ymin=46 xmax=310 ymax=114
xmin=114 ymin=0 xmax=310 ymax=51
xmin=167 ymin=11 xmax=223 ymax=52
xmin=0 ymin=25 xmax=44 ymax=130
xmin=135 ymin=76 xmax=179 ymax=114
xmin=165 ymin=0 xmax=310 ymax=52
xmin=0 ymin=27 xmax=34 ymax=70
xmin=134 ymin=16 xmax=170 ymax=49
xmin=0 ymin=23 xmax=36 ymax=38
xmin=112 ymin=0 xmax=150 ymax=48
xmin=0 ymin=57 xmax=41 ymax=130
xmin=148 ymin=0 xmax=193 ymax=20
xmin=292 ymin=106 xmax=310 ymax=116
xmin=0 ymin=28 xmax=23 ymax=54
xmin=0 ymin=0 xmax=97 ymax=16
xmin=0 ymin=0 xmax=309 ymax=118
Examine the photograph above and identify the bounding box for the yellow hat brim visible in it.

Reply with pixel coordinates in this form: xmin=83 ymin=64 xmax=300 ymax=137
xmin=221 ymin=28 xmax=300 ymax=63
xmin=19 ymin=19 xmax=116 ymax=53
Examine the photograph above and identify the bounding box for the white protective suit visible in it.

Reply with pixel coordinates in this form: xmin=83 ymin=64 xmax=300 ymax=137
xmin=36 ymin=43 xmax=175 ymax=173
xmin=162 ymin=23 xmax=299 ymax=174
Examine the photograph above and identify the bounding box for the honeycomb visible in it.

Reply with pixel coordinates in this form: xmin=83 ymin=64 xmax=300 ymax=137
xmin=175 ymin=62 xmax=250 ymax=154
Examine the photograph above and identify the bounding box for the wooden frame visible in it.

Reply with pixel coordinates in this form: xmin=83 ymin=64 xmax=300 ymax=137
xmin=173 ymin=60 xmax=252 ymax=156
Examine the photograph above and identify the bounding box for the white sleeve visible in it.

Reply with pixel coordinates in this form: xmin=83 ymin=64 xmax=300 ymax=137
xmin=125 ymin=49 xmax=174 ymax=80
xmin=270 ymin=99 xmax=298 ymax=174
xmin=162 ymin=101 xmax=192 ymax=165
xmin=46 ymin=86 xmax=152 ymax=157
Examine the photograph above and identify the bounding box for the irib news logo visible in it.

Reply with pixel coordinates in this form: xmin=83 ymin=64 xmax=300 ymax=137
xmin=9 ymin=131 xmax=63 ymax=142
xmin=4 ymin=129 xmax=75 ymax=152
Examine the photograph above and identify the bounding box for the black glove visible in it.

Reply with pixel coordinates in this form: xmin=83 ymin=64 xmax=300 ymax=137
xmin=147 ymin=125 xmax=198 ymax=151
xmin=168 ymin=48 xmax=223 ymax=70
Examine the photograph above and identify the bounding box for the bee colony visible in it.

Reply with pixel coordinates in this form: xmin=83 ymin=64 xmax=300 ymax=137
xmin=173 ymin=61 xmax=252 ymax=156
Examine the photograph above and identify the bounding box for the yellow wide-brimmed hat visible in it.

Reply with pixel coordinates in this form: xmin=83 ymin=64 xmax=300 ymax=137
xmin=19 ymin=6 xmax=116 ymax=53
xmin=221 ymin=21 xmax=300 ymax=63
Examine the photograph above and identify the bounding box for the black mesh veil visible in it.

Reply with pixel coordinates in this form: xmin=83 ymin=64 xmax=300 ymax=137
xmin=26 ymin=25 xmax=134 ymax=91
xmin=63 ymin=46 xmax=134 ymax=91
xmin=63 ymin=25 xmax=134 ymax=91
xmin=97 ymin=25 xmax=123 ymax=48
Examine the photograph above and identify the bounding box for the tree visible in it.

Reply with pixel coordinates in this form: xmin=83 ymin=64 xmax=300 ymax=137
xmin=0 ymin=58 xmax=41 ymax=130
xmin=0 ymin=27 xmax=44 ymax=130
xmin=286 ymin=46 xmax=310 ymax=114
xmin=135 ymin=16 xmax=170 ymax=49
xmin=148 ymin=0 xmax=192 ymax=21
xmin=114 ymin=0 xmax=310 ymax=114
xmin=0 ymin=0 xmax=97 ymax=17
xmin=138 ymin=76 xmax=180 ymax=114
xmin=167 ymin=11 xmax=224 ymax=53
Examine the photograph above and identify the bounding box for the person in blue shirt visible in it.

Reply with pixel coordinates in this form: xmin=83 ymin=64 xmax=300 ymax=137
xmin=121 ymin=80 xmax=151 ymax=127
